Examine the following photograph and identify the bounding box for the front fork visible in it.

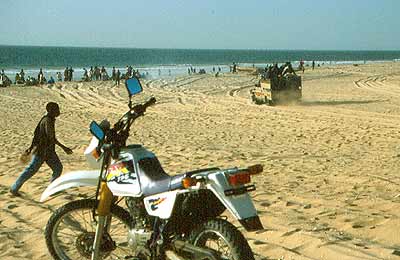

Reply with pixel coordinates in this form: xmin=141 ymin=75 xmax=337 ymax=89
xmin=91 ymin=181 xmax=114 ymax=260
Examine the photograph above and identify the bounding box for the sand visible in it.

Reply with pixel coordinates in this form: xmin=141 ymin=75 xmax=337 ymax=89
xmin=1 ymin=62 xmax=400 ymax=260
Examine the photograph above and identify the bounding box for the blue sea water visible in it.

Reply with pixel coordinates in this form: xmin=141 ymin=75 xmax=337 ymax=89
xmin=1 ymin=45 xmax=399 ymax=80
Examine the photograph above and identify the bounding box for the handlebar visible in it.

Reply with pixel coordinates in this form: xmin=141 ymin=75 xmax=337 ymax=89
xmin=103 ymin=97 xmax=157 ymax=155
xmin=131 ymin=97 xmax=156 ymax=116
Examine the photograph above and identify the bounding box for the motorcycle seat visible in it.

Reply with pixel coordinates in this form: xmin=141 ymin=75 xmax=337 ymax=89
xmin=137 ymin=157 xmax=220 ymax=196
xmin=137 ymin=157 xmax=186 ymax=196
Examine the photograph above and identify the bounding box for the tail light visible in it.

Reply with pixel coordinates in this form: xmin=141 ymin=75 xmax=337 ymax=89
xmin=228 ymin=165 xmax=263 ymax=186
xmin=228 ymin=172 xmax=251 ymax=186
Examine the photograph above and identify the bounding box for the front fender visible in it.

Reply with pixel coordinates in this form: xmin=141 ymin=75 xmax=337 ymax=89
xmin=40 ymin=170 xmax=100 ymax=202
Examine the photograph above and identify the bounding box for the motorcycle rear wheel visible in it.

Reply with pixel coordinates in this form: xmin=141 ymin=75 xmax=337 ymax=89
xmin=189 ymin=218 xmax=255 ymax=260
xmin=44 ymin=199 xmax=134 ymax=260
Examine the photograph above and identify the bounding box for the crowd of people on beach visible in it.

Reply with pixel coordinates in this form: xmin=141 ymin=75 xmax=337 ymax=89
xmin=0 ymin=65 xmax=147 ymax=87
xmin=187 ymin=66 xmax=222 ymax=76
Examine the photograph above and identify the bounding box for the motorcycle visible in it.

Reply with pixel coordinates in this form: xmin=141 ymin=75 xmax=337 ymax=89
xmin=41 ymin=77 xmax=264 ymax=260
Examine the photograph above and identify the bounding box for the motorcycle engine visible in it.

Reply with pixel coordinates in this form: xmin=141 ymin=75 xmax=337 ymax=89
xmin=126 ymin=197 xmax=153 ymax=252
xmin=126 ymin=197 xmax=148 ymax=224
xmin=128 ymin=228 xmax=152 ymax=251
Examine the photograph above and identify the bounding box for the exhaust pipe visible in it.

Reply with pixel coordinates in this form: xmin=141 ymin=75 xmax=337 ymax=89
xmin=171 ymin=240 xmax=220 ymax=260
xmin=165 ymin=250 xmax=185 ymax=260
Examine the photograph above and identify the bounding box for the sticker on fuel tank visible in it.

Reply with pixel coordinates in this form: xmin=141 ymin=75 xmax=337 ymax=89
xmin=107 ymin=161 xmax=137 ymax=184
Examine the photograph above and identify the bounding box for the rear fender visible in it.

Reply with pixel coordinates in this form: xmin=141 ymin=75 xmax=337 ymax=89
xmin=206 ymin=171 xmax=263 ymax=231
xmin=40 ymin=170 xmax=100 ymax=202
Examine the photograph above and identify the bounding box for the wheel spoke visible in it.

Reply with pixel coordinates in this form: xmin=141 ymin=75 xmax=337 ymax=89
xmin=48 ymin=200 xmax=134 ymax=260
xmin=195 ymin=230 xmax=233 ymax=260
xmin=61 ymin=214 xmax=86 ymax=233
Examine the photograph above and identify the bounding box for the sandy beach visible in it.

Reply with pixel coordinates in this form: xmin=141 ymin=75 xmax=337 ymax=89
xmin=1 ymin=62 xmax=400 ymax=260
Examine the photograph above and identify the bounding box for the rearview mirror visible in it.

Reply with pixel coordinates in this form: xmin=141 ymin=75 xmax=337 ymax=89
xmin=125 ymin=77 xmax=143 ymax=97
xmin=89 ymin=121 xmax=105 ymax=141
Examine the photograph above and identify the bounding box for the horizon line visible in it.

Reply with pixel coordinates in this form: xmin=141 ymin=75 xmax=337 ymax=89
xmin=1 ymin=44 xmax=399 ymax=52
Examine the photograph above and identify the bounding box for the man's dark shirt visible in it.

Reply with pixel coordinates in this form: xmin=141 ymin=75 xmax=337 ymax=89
xmin=32 ymin=115 xmax=56 ymax=158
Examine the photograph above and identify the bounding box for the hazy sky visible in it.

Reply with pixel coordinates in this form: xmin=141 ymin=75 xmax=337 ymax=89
xmin=0 ymin=0 xmax=399 ymax=50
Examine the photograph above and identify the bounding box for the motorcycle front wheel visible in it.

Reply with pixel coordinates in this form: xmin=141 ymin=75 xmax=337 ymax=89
xmin=189 ymin=218 xmax=255 ymax=260
xmin=44 ymin=199 xmax=134 ymax=260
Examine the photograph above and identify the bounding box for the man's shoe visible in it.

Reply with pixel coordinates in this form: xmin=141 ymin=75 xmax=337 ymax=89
xmin=9 ymin=188 xmax=21 ymax=197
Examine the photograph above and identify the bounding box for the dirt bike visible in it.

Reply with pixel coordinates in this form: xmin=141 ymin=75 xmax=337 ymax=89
xmin=40 ymin=77 xmax=264 ymax=260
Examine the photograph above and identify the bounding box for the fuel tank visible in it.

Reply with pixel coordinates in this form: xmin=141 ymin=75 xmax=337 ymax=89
xmin=106 ymin=144 xmax=156 ymax=197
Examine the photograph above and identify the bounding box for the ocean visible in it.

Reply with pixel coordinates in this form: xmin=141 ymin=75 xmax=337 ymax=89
xmin=1 ymin=45 xmax=399 ymax=80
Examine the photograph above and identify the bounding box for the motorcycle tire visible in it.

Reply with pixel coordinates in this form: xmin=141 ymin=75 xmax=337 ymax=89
xmin=45 ymin=199 xmax=134 ymax=260
xmin=188 ymin=218 xmax=255 ymax=260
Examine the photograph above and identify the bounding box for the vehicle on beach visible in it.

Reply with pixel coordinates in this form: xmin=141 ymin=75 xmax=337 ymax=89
xmin=40 ymin=77 xmax=264 ymax=260
xmin=250 ymin=74 xmax=302 ymax=105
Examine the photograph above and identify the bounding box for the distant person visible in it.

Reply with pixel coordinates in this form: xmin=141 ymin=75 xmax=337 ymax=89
xmin=25 ymin=76 xmax=31 ymax=85
xmin=300 ymin=59 xmax=305 ymax=73
xmin=15 ymin=73 xmax=21 ymax=84
xmin=101 ymin=66 xmax=106 ymax=80
xmin=68 ymin=67 xmax=74 ymax=81
xmin=64 ymin=67 xmax=69 ymax=81
xmin=129 ymin=66 xmax=134 ymax=76
xmin=0 ymin=69 xmax=6 ymax=87
xmin=213 ymin=67 xmax=215 ymax=73
xmin=25 ymin=76 xmax=38 ymax=86
xmin=89 ymin=66 xmax=94 ymax=80
xmin=38 ymin=68 xmax=45 ymax=84
xmin=20 ymin=69 xmax=25 ymax=82
xmin=94 ymin=66 xmax=100 ymax=80
xmin=312 ymin=61 xmax=315 ymax=70
xmin=66 ymin=67 xmax=71 ymax=82
xmin=270 ymin=64 xmax=279 ymax=90
xmin=218 ymin=67 xmax=221 ymax=72
xmin=112 ymin=67 xmax=116 ymax=81
xmin=282 ymin=62 xmax=296 ymax=76
xmin=82 ymin=68 xmax=89 ymax=81
xmin=188 ymin=68 xmax=191 ymax=75
xmin=102 ymin=69 xmax=109 ymax=81
xmin=158 ymin=69 xmax=161 ymax=76
xmin=115 ymin=69 xmax=121 ymax=85
xmin=48 ymin=76 xmax=55 ymax=84
xmin=125 ymin=65 xmax=131 ymax=79
xmin=56 ymin=72 xmax=62 ymax=82
xmin=232 ymin=62 xmax=237 ymax=73
xmin=9 ymin=102 xmax=73 ymax=196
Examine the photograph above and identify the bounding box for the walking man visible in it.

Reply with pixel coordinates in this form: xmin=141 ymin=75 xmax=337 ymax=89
xmin=10 ymin=102 xmax=73 ymax=196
